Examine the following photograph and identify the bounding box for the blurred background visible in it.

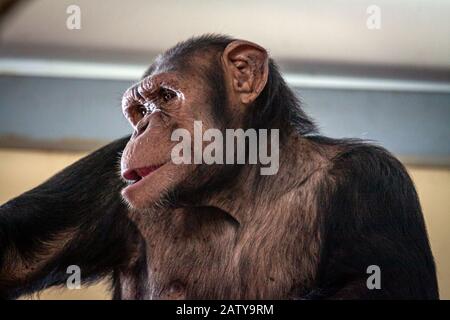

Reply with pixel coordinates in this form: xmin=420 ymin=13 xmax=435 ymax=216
xmin=0 ymin=0 xmax=449 ymax=299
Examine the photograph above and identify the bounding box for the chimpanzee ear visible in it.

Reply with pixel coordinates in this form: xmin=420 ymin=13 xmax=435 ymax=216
xmin=222 ymin=40 xmax=269 ymax=105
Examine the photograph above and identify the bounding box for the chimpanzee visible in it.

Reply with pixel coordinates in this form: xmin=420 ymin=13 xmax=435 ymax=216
xmin=0 ymin=35 xmax=439 ymax=299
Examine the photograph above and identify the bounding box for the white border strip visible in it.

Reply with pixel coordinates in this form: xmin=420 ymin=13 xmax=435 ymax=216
xmin=0 ymin=58 xmax=144 ymax=81
xmin=1 ymin=58 xmax=450 ymax=93
xmin=284 ymin=74 xmax=450 ymax=93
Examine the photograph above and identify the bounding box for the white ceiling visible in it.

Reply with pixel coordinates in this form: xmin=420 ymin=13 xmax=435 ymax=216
xmin=1 ymin=0 xmax=449 ymax=69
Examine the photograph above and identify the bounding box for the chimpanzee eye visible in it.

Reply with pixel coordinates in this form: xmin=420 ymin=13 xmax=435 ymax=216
xmin=136 ymin=105 xmax=147 ymax=117
xmin=160 ymin=87 xmax=176 ymax=102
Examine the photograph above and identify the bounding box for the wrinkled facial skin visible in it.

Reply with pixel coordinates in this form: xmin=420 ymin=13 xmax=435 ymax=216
xmin=120 ymin=40 xmax=269 ymax=209
xmin=120 ymin=67 xmax=220 ymax=209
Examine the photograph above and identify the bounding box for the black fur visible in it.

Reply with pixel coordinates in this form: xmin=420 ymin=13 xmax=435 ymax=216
xmin=310 ymin=137 xmax=438 ymax=299
xmin=0 ymin=137 xmax=140 ymax=299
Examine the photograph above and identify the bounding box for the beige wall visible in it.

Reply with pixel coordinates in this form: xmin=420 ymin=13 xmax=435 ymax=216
xmin=409 ymin=167 xmax=450 ymax=299
xmin=0 ymin=148 xmax=449 ymax=299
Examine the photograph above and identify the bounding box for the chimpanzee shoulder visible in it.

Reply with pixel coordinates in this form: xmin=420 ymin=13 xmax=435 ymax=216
xmin=306 ymin=135 xmax=439 ymax=299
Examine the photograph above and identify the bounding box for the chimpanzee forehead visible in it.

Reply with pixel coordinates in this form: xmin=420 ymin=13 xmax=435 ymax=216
xmin=141 ymin=54 xmax=178 ymax=79
xmin=141 ymin=34 xmax=234 ymax=79
xmin=142 ymin=51 xmax=210 ymax=81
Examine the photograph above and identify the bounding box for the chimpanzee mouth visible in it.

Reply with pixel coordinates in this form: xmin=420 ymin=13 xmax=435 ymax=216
xmin=122 ymin=163 xmax=166 ymax=184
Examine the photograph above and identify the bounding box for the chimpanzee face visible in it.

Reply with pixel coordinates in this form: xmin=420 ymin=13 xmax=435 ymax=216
xmin=120 ymin=41 xmax=268 ymax=209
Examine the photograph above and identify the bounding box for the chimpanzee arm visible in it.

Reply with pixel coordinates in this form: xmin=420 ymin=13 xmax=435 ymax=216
xmin=0 ymin=137 xmax=140 ymax=299
xmin=313 ymin=142 xmax=439 ymax=299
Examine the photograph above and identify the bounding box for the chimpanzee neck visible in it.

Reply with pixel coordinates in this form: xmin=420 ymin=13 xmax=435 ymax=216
xmin=202 ymin=132 xmax=329 ymax=224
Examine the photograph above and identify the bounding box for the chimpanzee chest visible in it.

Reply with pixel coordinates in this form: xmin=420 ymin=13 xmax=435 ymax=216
xmin=122 ymin=207 xmax=307 ymax=299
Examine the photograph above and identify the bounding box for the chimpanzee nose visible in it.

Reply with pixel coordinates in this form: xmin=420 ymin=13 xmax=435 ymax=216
xmin=134 ymin=119 xmax=149 ymax=138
